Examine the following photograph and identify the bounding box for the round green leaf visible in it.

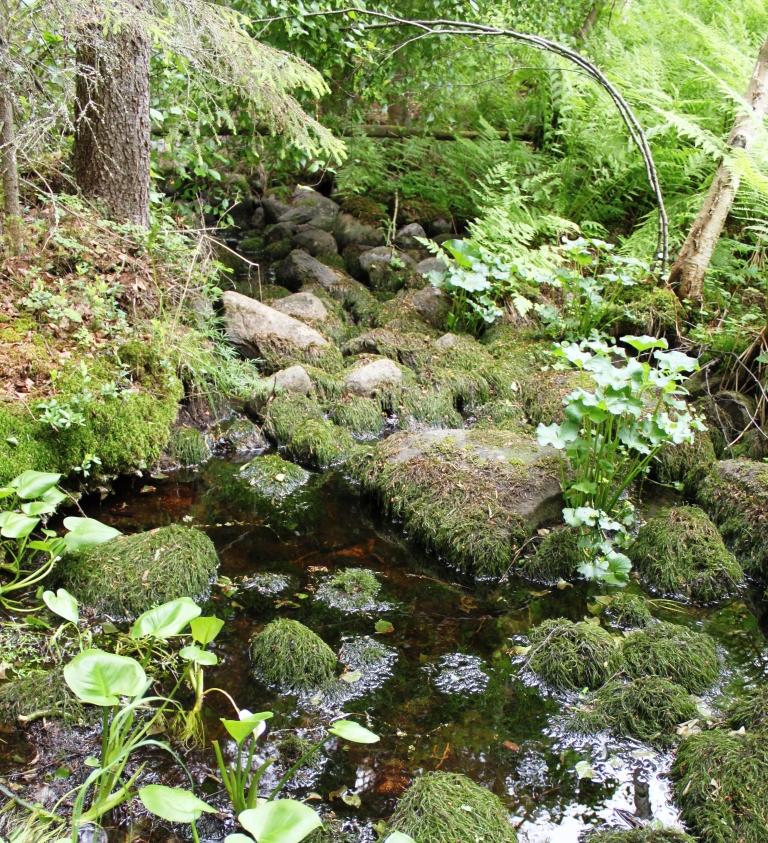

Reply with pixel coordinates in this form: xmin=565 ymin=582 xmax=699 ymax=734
xmin=328 ymin=720 xmax=379 ymax=744
xmin=222 ymin=711 xmax=273 ymax=745
xmin=42 ymin=588 xmax=79 ymax=624
xmin=238 ymin=800 xmax=321 ymax=843
xmin=0 ymin=511 xmax=39 ymax=539
xmin=12 ymin=470 xmax=62 ymax=500
xmin=179 ymin=644 xmax=217 ymax=665
xmin=62 ymin=517 xmax=121 ymax=552
xmin=63 ymin=649 xmax=147 ymax=706
xmin=190 ymin=615 xmax=224 ymax=646
xmin=139 ymin=785 xmax=216 ymax=823
xmin=130 ymin=597 xmax=201 ymax=640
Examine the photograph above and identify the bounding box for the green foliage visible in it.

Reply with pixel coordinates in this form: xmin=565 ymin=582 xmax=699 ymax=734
xmin=238 ymin=454 xmax=310 ymax=499
xmin=166 ymin=427 xmax=212 ymax=467
xmin=322 ymin=568 xmax=381 ymax=610
xmin=519 ymin=528 xmax=579 ymax=583
xmin=672 ymin=730 xmax=768 ymax=843
xmin=587 ymin=828 xmax=695 ymax=843
xmin=329 ymin=396 xmax=384 ymax=438
xmin=617 ymin=621 xmax=719 ymax=694
xmin=388 ymin=771 xmax=517 ymax=843
xmin=629 ymin=506 xmax=743 ymax=602
xmin=527 ymin=618 xmax=616 ymax=691
xmin=599 ymin=592 xmax=653 ymax=629
xmin=536 ymin=335 xmax=703 ymax=584
xmin=722 ymin=685 xmax=768 ymax=731
xmin=59 ymin=525 xmax=218 ymax=618
xmin=249 ymin=618 xmax=337 ymax=690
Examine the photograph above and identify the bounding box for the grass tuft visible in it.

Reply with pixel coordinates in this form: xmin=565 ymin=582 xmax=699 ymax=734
xmin=527 ymin=618 xmax=616 ymax=691
xmin=250 ymin=618 xmax=337 ymax=690
xmin=0 ymin=668 xmax=85 ymax=724
xmin=721 ymin=684 xmax=768 ymax=731
xmin=600 ymin=593 xmax=653 ymax=628
xmin=587 ymin=827 xmax=695 ymax=842
xmin=519 ymin=529 xmax=579 ymax=583
xmin=238 ymin=454 xmax=310 ymax=499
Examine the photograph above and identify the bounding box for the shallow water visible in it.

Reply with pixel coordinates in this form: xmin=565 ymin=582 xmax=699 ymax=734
xmin=9 ymin=456 xmax=768 ymax=841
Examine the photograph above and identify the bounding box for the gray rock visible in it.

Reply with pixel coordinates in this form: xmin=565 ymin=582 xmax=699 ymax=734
xmin=427 ymin=218 xmax=453 ymax=237
xmin=292 ymin=226 xmax=338 ymax=257
xmin=265 ymin=221 xmax=297 ymax=243
xmin=228 ymin=197 xmax=258 ymax=229
xmin=342 ymin=242 xmax=370 ymax=280
xmin=358 ymin=246 xmax=416 ymax=293
xmin=217 ymin=417 xmax=269 ymax=454
xmin=250 ymin=205 xmax=266 ymax=230
xmin=434 ymin=332 xmax=460 ymax=350
xmin=395 ymin=222 xmax=427 ymax=250
xmin=412 ymin=285 xmax=450 ymax=329
xmin=263 ymin=239 xmax=293 ymax=262
xmin=267 ymin=364 xmax=313 ymax=396
xmin=277 ymin=249 xmax=342 ymax=291
xmin=262 ymin=196 xmax=291 ymax=224
xmin=415 ymin=256 xmax=447 ymax=277
xmin=273 ymin=291 xmax=329 ymax=323
xmin=334 ymin=212 xmax=386 ymax=250
xmin=222 ymin=291 xmax=329 ymax=360
xmin=344 ymin=358 xmax=403 ymax=397
xmin=279 ymin=188 xmax=339 ymax=229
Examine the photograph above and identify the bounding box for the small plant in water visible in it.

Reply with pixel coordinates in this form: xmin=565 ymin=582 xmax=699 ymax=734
xmin=536 ymin=335 xmax=703 ymax=584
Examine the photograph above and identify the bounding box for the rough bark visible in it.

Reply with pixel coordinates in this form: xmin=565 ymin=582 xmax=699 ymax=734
xmin=670 ymin=38 xmax=768 ymax=304
xmin=72 ymin=0 xmax=151 ymax=227
xmin=0 ymin=8 xmax=21 ymax=254
xmin=576 ymin=2 xmax=606 ymax=41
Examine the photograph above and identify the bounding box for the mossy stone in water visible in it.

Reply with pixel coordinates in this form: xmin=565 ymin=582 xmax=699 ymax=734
xmin=59 ymin=525 xmax=218 ymax=619
xmin=629 ymin=506 xmax=743 ymax=603
xmin=388 ymin=771 xmax=517 ymax=843
xmin=573 ymin=677 xmax=698 ymax=746
xmin=330 ymin=396 xmax=384 ymax=438
xmin=600 ymin=592 xmax=653 ymax=628
xmin=616 ymin=621 xmax=719 ymax=694
xmin=519 ymin=528 xmax=579 ymax=583
xmin=527 ymin=618 xmax=616 ymax=691
xmin=322 ymin=568 xmax=381 ymax=610
xmin=166 ymin=427 xmax=212 ymax=467
xmin=722 ymin=684 xmax=768 ymax=731
xmin=672 ymin=730 xmax=768 ymax=843
xmin=0 ymin=668 xmax=84 ymax=724
xmin=238 ymin=454 xmax=310 ymax=499
xmin=588 ymin=828 xmax=695 ymax=842
xmin=250 ymin=618 xmax=337 ymax=690
xmin=652 ymin=428 xmax=716 ymax=497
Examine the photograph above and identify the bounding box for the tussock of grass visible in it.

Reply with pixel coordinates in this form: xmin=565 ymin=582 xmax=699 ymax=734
xmin=238 ymin=453 xmax=309 ymax=499
xmin=0 ymin=669 xmax=84 ymax=724
xmin=629 ymin=506 xmax=743 ymax=603
xmin=59 ymin=525 xmax=218 ymax=618
xmin=398 ymin=387 xmax=462 ymax=429
xmin=527 ymin=618 xmax=616 ymax=691
xmin=330 ymin=396 xmax=384 ymax=437
xmin=519 ymin=529 xmax=579 ymax=583
xmin=587 ymin=827 xmax=695 ymax=842
xmin=166 ymin=426 xmax=211 ymax=467
xmin=672 ymin=730 xmax=768 ymax=843
xmin=250 ymin=618 xmax=337 ymax=690
xmin=600 ymin=593 xmax=653 ymax=628
xmin=573 ymin=677 xmax=698 ymax=746
xmin=388 ymin=771 xmax=517 ymax=843
xmin=722 ymin=684 xmax=768 ymax=731
xmin=616 ymin=621 xmax=719 ymax=694
xmin=473 ymin=398 xmax=527 ymax=432
xmin=328 ymin=568 xmax=381 ymax=603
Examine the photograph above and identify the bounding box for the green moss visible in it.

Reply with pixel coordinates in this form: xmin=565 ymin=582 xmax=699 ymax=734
xmin=587 ymin=828 xmax=695 ymax=843
xmin=620 ymin=286 xmax=681 ymax=337
xmin=264 ymin=394 xmax=356 ymax=468
xmin=653 ymin=429 xmax=716 ymax=497
xmin=397 ymin=386 xmax=462 ymax=429
xmin=327 ymin=568 xmax=381 ymax=605
xmin=261 ymin=342 xmax=344 ymax=376
xmin=59 ymin=525 xmax=218 ymax=618
xmin=0 ymin=623 xmax=48 ymax=677
xmin=519 ymin=529 xmax=579 ymax=583
xmin=238 ymin=454 xmax=310 ymax=499
xmin=629 ymin=506 xmax=743 ymax=603
xmin=519 ymin=367 xmax=593 ymax=426
xmin=166 ymin=427 xmax=211 ymax=467
xmin=0 ymin=668 xmax=85 ymax=724
xmin=474 ymin=398 xmax=527 ymax=432
xmin=527 ymin=618 xmax=616 ymax=691
xmin=672 ymin=730 xmax=768 ymax=843
xmin=250 ymin=618 xmax=337 ymax=690
xmin=573 ymin=677 xmax=698 ymax=746
xmin=388 ymin=771 xmax=517 ymax=843
xmin=330 ymin=396 xmax=384 ymax=438
xmin=722 ymin=685 xmax=768 ymax=731
xmin=616 ymin=621 xmax=720 ymax=694
xmin=600 ymin=592 xmax=653 ymax=628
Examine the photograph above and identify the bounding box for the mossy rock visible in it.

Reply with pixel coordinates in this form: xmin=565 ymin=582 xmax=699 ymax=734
xmin=587 ymin=828 xmax=695 ymax=842
xmin=652 ymin=429 xmax=716 ymax=497
xmin=0 ymin=668 xmax=85 ymax=724
xmin=573 ymin=677 xmax=698 ymax=746
xmin=628 ymin=506 xmax=743 ymax=603
xmin=216 ymin=417 xmax=268 ymax=454
xmin=698 ymin=459 xmax=768 ymax=582
xmin=519 ymin=528 xmax=579 ymax=583
xmin=238 ymin=454 xmax=310 ymax=499
xmin=59 ymin=525 xmax=218 ymax=619
xmin=329 ymin=396 xmax=384 ymax=438
xmin=165 ymin=426 xmax=212 ymax=468
xmin=721 ymin=684 xmax=768 ymax=731
xmin=473 ymin=398 xmax=527 ymax=432
xmin=618 ymin=285 xmax=681 ymax=338
xmin=263 ymin=394 xmax=357 ymax=469
xmin=250 ymin=618 xmax=337 ymax=691
xmin=616 ymin=621 xmax=719 ymax=694
xmin=672 ymin=730 xmax=768 ymax=842
xmin=527 ymin=618 xmax=616 ymax=691
xmin=519 ymin=368 xmax=593 ymax=426
xmin=318 ymin=568 xmax=382 ymax=611
xmin=599 ymin=592 xmax=653 ymax=629
xmin=0 ymin=622 xmax=49 ymax=677
xmin=350 ymin=429 xmax=562 ymax=578
xmin=388 ymin=771 xmax=517 ymax=843
xmin=396 ymin=385 xmax=462 ymax=430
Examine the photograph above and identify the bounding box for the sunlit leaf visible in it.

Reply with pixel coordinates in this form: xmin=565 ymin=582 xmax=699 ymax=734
xmin=62 ymin=517 xmax=121 ymax=552
xmin=130 ymin=597 xmax=201 ymax=640
xmin=328 ymin=720 xmax=379 ymax=744
xmin=12 ymin=470 xmax=62 ymax=500
xmin=63 ymin=649 xmax=146 ymax=706
xmin=190 ymin=615 xmax=225 ymax=646
xmin=42 ymin=588 xmax=79 ymax=624
xmin=139 ymin=785 xmax=216 ymax=823
xmin=238 ymin=799 xmax=322 ymax=843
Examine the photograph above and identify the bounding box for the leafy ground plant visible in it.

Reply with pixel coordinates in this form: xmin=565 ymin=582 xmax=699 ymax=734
xmin=536 ymin=335 xmax=703 ymax=584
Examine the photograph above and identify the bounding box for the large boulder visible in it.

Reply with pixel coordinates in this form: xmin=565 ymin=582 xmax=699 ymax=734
xmin=279 ymin=187 xmax=339 ymax=230
xmin=262 ymin=195 xmax=291 ymax=223
xmin=292 ymin=226 xmax=338 ymax=257
xmin=358 ymin=246 xmax=416 ymax=292
xmin=343 ymin=358 xmax=403 ymax=398
xmin=409 ymin=285 xmax=450 ymax=329
xmin=277 ymin=249 xmax=344 ymax=291
xmin=272 ymin=291 xmax=329 ymax=323
xmin=350 ymin=429 xmax=562 ymax=577
xmin=333 ymin=212 xmax=386 ymax=250
xmin=222 ymin=291 xmax=329 ymax=364
xmin=266 ymin=364 xmax=313 ymax=396
xmin=395 ymin=222 xmax=427 ymax=250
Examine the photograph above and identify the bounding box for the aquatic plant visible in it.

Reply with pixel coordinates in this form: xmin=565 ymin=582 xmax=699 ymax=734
xmin=59 ymin=525 xmax=218 ymax=618
xmin=672 ymin=730 xmax=768 ymax=843
xmin=721 ymin=684 xmax=768 ymax=731
xmin=587 ymin=828 xmax=696 ymax=842
xmin=527 ymin=618 xmax=616 ymax=691
xmin=616 ymin=621 xmax=720 ymax=694
xmin=250 ymin=618 xmax=337 ymax=690
xmin=573 ymin=677 xmax=698 ymax=746
xmin=388 ymin=771 xmax=517 ymax=843
xmin=628 ymin=506 xmax=743 ymax=602
xmin=519 ymin=528 xmax=579 ymax=583
xmin=599 ymin=592 xmax=653 ymax=628
xmin=238 ymin=454 xmax=310 ymax=499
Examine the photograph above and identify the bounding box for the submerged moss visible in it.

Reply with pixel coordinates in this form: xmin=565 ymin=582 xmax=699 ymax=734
xmin=588 ymin=828 xmax=695 ymax=843
xmin=238 ymin=453 xmax=310 ymax=499
xmin=573 ymin=677 xmax=698 ymax=746
xmin=519 ymin=529 xmax=579 ymax=583
xmin=388 ymin=771 xmax=517 ymax=843
xmin=250 ymin=618 xmax=337 ymax=690
xmin=600 ymin=592 xmax=653 ymax=629
xmin=59 ymin=525 xmax=218 ymax=618
xmin=0 ymin=668 xmax=84 ymax=724
xmin=722 ymin=684 xmax=768 ymax=731
xmin=527 ymin=618 xmax=616 ymax=691
xmin=672 ymin=730 xmax=768 ymax=843
xmin=616 ymin=621 xmax=719 ymax=694
xmin=629 ymin=506 xmax=743 ymax=603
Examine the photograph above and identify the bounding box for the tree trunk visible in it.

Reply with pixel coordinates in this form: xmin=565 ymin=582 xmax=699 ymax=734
xmin=0 ymin=4 xmax=21 ymax=254
xmin=670 ymin=38 xmax=768 ymax=304
xmin=72 ymin=0 xmax=151 ymax=227
xmin=575 ymin=2 xmax=606 ymax=41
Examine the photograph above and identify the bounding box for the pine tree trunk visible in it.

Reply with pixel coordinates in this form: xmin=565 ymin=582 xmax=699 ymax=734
xmin=72 ymin=0 xmax=151 ymax=227
xmin=670 ymin=38 xmax=768 ymax=304
xmin=0 ymin=5 xmax=21 ymax=254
